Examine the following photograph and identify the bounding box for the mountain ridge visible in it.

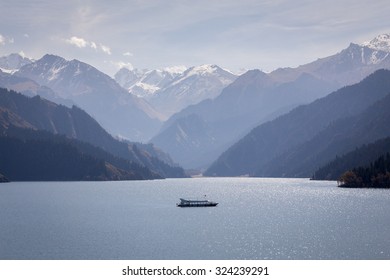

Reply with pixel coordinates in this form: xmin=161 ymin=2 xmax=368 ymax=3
xmin=15 ymin=54 xmax=163 ymax=141
xmin=152 ymin=34 xmax=390 ymax=170
xmin=205 ymin=69 xmax=390 ymax=177
xmin=0 ymin=53 xmax=34 ymax=74
xmin=0 ymin=126 xmax=159 ymax=181
xmin=270 ymin=36 xmax=390 ymax=85
xmin=260 ymin=91 xmax=390 ymax=177
xmin=115 ymin=64 xmax=237 ymax=119
xmin=151 ymin=69 xmax=336 ymax=169
xmin=361 ymin=34 xmax=390 ymax=52
xmin=312 ymin=136 xmax=390 ymax=181
xmin=0 ymin=87 xmax=186 ymax=178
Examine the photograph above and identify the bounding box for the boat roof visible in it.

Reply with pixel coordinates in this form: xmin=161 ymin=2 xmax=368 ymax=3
xmin=180 ymin=198 xmax=213 ymax=203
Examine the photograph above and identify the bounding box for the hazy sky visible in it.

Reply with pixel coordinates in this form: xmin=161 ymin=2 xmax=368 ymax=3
xmin=1 ymin=0 xmax=389 ymax=76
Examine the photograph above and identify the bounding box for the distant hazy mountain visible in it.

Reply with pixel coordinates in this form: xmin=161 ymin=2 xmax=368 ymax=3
xmin=0 ymin=53 xmax=33 ymax=74
xmin=0 ymin=70 xmax=75 ymax=107
xmin=0 ymin=88 xmax=186 ymax=178
xmin=270 ymin=34 xmax=390 ymax=86
xmin=151 ymin=69 xmax=335 ymax=169
xmin=261 ymin=91 xmax=390 ymax=177
xmin=148 ymin=65 xmax=237 ymax=118
xmin=16 ymin=54 xmax=163 ymax=141
xmin=114 ymin=66 xmax=186 ymax=100
xmin=115 ymin=64 xmax=237 ymax=118
xmin=152 ymin=34 xmax=390 ymax=170
xmin=205 ymin=69 xmax=390 ymax=177
xmin=150 ymin=113 xmax=224 ymax=170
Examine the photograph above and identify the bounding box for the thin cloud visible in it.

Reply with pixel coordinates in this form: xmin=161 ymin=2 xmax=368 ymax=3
xmin=65 ymin=36 xmax=111 ymax=55
xmin=90 ymin=41 xmax=97 ymax=49
xmin=66 ymin=36 xmax=88 ymax=48
xmin=18 ymin=51 xmax=27 ymax=58
xmin=100 ymin=44 xmax=111 ymax=55
xmin=0 ymin=34 xmax=14 ymax=45
xmin=1 ymin=0 xmax=389 ymax=76
xmin=110 ymin=60 xmax=134 ymax=70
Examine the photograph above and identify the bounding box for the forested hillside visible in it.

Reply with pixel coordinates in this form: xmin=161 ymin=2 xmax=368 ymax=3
xmin=313 ymin=137 xmax=390 ymax=180
xmin=0 ymin=87 xmax=186 ymax=179
xmin=338 ymin=153 xmax=390 ymax=188
xmin=260 ymin=91 xmax=390 ymax=177
xmin=0 ymin=128 xmax=158 ymax=181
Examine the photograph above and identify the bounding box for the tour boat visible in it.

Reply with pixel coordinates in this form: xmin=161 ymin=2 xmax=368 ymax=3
xmin=176 ymin=197 xmax=218 ymax=207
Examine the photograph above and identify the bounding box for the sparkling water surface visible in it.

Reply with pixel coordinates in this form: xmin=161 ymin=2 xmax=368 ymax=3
xmin=1 ymin=178 xmax=389 ymax=260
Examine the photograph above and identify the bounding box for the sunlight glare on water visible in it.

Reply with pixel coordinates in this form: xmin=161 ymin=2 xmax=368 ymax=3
xmin=0 ymin=178 xmax=389 ymax=260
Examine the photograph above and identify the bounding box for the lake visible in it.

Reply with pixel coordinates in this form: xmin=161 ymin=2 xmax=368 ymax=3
xmin=0 ymin=177 xmax=389 ymax=260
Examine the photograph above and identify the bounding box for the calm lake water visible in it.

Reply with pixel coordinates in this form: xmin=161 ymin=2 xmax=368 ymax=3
xmin=0 ymin=177 xmax=389 ymax=260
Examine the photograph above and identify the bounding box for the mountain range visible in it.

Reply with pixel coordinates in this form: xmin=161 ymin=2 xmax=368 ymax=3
xmin=114 ymin=66 xmax=186 ymax=100
xmin=0 ymin=53 xmax=33 ymax=74
xmin=14 ymin=54 xmax=163 ymax=142
xmin=3 ymin=54 xmax=237 ymax=142
xmin=0 ymin=87 xmax=186 ymax=180
xmin=269 ymin=41 xmax=390 ymax=86
xmin=205 ymin=69 xmax=390 ymax=177
xmin=0 ymin=128 xmax=154 ymax=181
xmin=0 ymin=68 xmax=76 ymax=107
xmin=151 ymin=34 xmax=390 ymax=170
xmin=1 ymin=33 xmax=389 ymax=180
xmin=115 ymin=64 xmax=237 ymax=119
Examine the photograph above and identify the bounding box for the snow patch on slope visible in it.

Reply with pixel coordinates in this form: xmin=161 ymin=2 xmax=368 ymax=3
xmin=361 ymin=34 xmax=390 ymax=52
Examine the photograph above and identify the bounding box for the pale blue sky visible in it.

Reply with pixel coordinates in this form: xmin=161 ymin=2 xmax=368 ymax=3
xmin=0 ymin=0 xmax=389 ymax=76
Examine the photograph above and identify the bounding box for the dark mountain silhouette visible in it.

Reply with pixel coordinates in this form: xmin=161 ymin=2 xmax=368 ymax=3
xmin=0 ymin=172 xmax=9 ymax=182
xmin=338 ymin=153 xmax=390 ymax=188
xmin=0 ymin=88 xmax=185 ymax=179
xmin=313 ymin=137 xmax=390 ymax=181
xmin=0 ymin=127 xmax=158 ymax=181
xmin=260 ymin=92 xmax=390 ymax=177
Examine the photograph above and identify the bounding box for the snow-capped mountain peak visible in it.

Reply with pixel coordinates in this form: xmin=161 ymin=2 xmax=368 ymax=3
xmin=183 ymin=64 xmax=233 ymax=77
xmin=147 ymin=64 xmax=237 ymax=117
xmin=0 ymin=53 xmax=34 ymax=74
xmin=16 ymin=54 xmax=98 ymax=87
xmin=361 ymin=34 xmax=390 ymax=52
xmin=188 ymin=64 xmax=219 ymax=75
xmin=170 ymin=64 xmax=234 ymax=87
xmin=163 ymin=65 xmax=187 ymax=75
xmin=14 ymin=53 xmax=163 ymax=141
xmin=114 ymin=67 xmax=186 ymax=99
